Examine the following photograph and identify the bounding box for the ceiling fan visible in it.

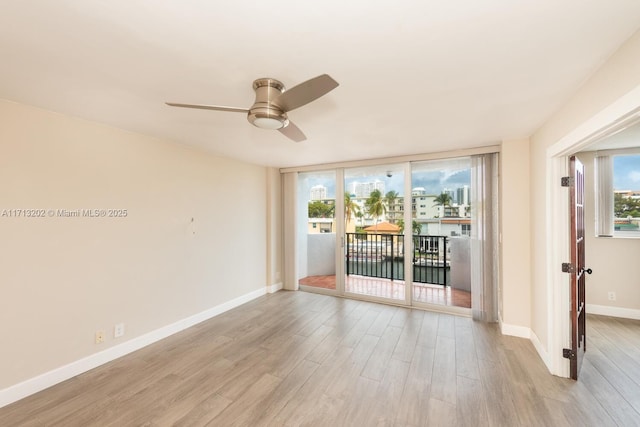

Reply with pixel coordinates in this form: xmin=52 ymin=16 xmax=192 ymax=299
xmin=166 ymin=74 xmax=338 ymax=142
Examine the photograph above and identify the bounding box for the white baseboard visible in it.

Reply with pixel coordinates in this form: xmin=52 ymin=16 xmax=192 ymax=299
xmin=500 ymin=320 xmax=531 ymax=339
xmin=267 ymin=282 xmax=283 ymax=294
xmin=499 ymin=317 xmax=552 ymax=374
xmin=0 ymin=287 xmax=267 ymax=409
xmin=587 ymin=304 xmax=640 ymax=320
xmin=529 ymin=330 xmax=552 ymax=373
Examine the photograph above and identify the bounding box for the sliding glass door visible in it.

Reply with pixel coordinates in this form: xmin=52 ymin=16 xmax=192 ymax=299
xmin=410 ymin=158 xmax=472 ymax=310
xmin=291 ymin=152 xmax=496 ymax=316
xmin=343 ymin=164 xmax=407 ymax=303
xmin=297 ymin=170 xmax=340 ymax=294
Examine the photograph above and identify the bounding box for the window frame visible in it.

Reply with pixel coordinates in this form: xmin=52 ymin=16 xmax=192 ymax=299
xmin=595 ymin=150 xmax=640 ymax=239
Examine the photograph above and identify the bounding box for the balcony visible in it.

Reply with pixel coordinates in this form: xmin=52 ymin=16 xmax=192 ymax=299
xmin=300 ymin=232 xmax=471 ymax=308
xmin=346 ymin=233 xmax=449 ymax=285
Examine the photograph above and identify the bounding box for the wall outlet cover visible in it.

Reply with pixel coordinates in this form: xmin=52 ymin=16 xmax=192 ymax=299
xmin=114 ymin=323 xmax=125 ymax=338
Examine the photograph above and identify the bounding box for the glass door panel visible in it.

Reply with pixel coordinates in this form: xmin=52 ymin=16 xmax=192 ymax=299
xmin=297 ymin=171 xmax=339 ymax=293
xmin=344 ymin=164 xmax=406 ymax=302
xmin=410 ymin=158 xmax=472 ymax=309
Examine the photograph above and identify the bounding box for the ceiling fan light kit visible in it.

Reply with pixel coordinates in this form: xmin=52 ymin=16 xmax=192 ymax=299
xmin=166 ymin=74 xmax=338 ymax=142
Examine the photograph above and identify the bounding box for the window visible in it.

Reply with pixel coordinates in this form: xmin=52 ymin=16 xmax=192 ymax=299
xmin=596 ymin=153 xmax=640 ymax=237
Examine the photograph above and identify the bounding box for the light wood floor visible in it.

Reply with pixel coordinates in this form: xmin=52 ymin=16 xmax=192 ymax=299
xmin=1 ymin=291 xmax=639 ymax=426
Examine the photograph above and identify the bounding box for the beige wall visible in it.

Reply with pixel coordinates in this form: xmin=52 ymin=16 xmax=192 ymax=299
xmin=500 ymin=139 xmax=531 ymax=328
xmin=0 ymin=100 xmax=267 ymax=389
xmin=576 ymin=151 xmax=640 ymax=310
xmin=530 ymin=30 xmax=640 ymax=350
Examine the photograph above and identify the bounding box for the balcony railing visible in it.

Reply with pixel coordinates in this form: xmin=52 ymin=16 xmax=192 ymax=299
xmin=345 ymin=233 xmax=449 ymax=286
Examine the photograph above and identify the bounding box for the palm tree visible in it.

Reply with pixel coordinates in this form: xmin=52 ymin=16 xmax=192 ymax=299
xmin=433 ymin=192 xmax=452 ymax=218
xmin=384 ymin=190 xmax=399 ymax=223
xmin=344 ymin=193 xmax=361 ymax=231
xmin=433 ymin=192 xmax=452 ymax=207
xmin=398 ymin=219 xmax=422 ymax=235
xmin=365 ymin=189 xmax=386 ymax=231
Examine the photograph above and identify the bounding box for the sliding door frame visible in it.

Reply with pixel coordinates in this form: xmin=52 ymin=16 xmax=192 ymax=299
xmin=285 ymin=145 xmax=501 ymax=314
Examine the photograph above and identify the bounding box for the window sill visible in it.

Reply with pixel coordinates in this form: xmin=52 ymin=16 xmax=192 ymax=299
xmin=598 ymin=233 xmax=640 ymax=239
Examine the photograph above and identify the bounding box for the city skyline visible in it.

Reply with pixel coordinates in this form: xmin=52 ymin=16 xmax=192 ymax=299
xmin=301 ymin=164 xmax=472 ymax=200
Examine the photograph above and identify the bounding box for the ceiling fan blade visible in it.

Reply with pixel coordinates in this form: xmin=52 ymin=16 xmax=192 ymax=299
xmin=165 ymin=102 xmax=249 ymax=113
xmin=273 ymin=74 xmax=339 ymax=112
xmin=278 ymin=121 xmax=306 ymax=142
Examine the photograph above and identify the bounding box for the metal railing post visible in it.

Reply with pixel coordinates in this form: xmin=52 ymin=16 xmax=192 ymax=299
xmin=443 ymin=237 xmax=448 ymax=287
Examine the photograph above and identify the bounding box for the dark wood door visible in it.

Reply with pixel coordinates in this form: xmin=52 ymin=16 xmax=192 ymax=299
xmin=569 ymin=155 xmax=586 ymax=380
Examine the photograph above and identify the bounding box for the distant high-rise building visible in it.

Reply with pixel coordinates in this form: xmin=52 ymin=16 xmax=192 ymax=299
xmin=352 ymin=181 xmax=385 ymax=198
xmin=310 ymin=185 xmax=327 ymax=200
xmin=443 ymin=187 xmax=455 ymax=202
xmin=457 ymin=185 xmax=470 ymax=206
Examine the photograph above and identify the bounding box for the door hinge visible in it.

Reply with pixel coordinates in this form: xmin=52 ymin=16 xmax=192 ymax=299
xmin=561 ymin=263 xmax=575 ymax=273
xmin=563 ymin=348 xmax=576 ymax=360
xmin=561 ymin=176 xmax=574 ymax=187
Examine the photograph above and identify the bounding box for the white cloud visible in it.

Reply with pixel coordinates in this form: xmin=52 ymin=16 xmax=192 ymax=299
xmin=629 ymin=171 xmax=640 ymax=183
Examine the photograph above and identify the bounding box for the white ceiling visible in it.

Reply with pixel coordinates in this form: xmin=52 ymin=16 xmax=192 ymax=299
xmin=1 ymin=1 xmax=640 ymax=168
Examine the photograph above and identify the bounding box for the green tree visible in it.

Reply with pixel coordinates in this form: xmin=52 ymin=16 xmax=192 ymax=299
xmin=398 ymin=219 xmax=422 ymax=235
xmin=365 ymin=189 xmax=386 ymax=231
xmin=344 ymin=193 xmax=361 ymax=228
xmin=615 ymin=193 xmax=640 ymax=218
xmin=384 ymin=190 xmax=399 ymax=223
xmin=433 ymin=192 xmax=452 ymax=207
xmin=433 ymin=192 xmax=453 ymax=218
xmin=308 ymin=200 xmax=334 ymax=218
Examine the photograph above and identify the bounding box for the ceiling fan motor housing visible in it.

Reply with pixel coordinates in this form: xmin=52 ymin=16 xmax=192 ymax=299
xmin=247 ymin=78 xmax=289 ymax=129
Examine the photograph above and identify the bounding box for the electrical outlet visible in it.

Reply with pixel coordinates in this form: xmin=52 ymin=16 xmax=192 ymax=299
xmin=608 ymin=291 xmax=616 ymax=301
xmin=95 ymin=330 xmax=105 ymax=344
xmin=114 ymin=323 xmax=125 ymax=338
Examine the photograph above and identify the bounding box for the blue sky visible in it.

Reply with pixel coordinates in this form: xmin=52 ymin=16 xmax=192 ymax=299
xmin=301 ymin=160 xmax=471 ymax=199
xmin=614 ymin=155 xmax=640 ymax=190
xmin=302 ymin=154 xmax=640 ymax=200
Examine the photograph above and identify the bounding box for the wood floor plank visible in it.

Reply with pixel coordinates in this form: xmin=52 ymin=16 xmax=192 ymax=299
xmin=500 ymin=346 xmax=556 ymax=427
xmin=579 ymin=358 xmax=640 ymax=426
xmin=1 ymin=292 xmax=633 ymax=427
xmin=583 ymin=333 xmax=640 ymax=413
xmin=244 ymin=359 xmax=320 ymax=426
xmin=476 ymin=354 xmax=522 ymax=426
xmin=416 ymin=310 xmax=439 ymax=349
xmin=455 ymin=375 xmax=490 ymax=427
xmin=588 ymin=315 xmax=640 ymax=388
xmin=425 ymin=398 xmax=457 ymax=427
xmin=361 ymin=325 xmax=403 ymax=381
xmin=367 ymin=305 xmax=397 ymax=337
xmin=436 ymin=313 xmax=456 ymax=339
xmin=430 ymin=335 xmax=457 ymax=405
xmin=271 ymin=345 xmax=354 ymax=424
xmin=339 ymin=305 xmax=382 ymax=348
xmin=325 ymin=334 xmax=379 ymax=400
xmin=454 ymin=320 xmax=480 ymax=381
xmin=207 ymin=373 xmax=282 ymax=426
xmin=394 ymin=342 xmax=435 ymax=426
xmin=391 ymin=309 xmax=424 ymax=363
xmin=371 ymin=357 xmax=411 ymax=425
